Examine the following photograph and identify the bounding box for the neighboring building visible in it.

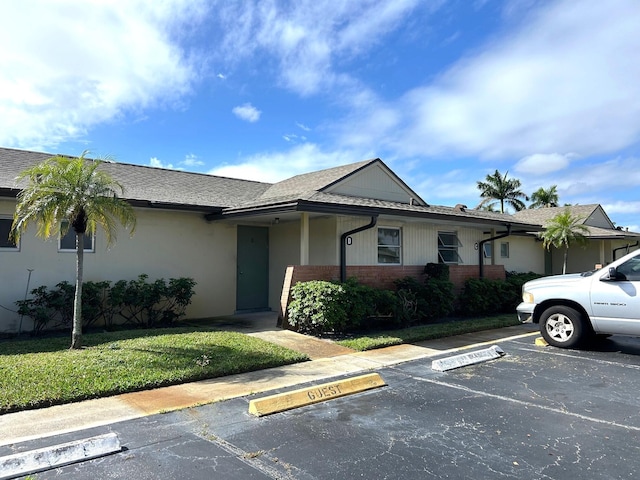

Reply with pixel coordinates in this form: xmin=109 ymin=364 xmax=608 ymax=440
xmin=0 ymin=147 xmax=543 ymax=332
xmin=513 ymin=205 xmax=640 ymax=275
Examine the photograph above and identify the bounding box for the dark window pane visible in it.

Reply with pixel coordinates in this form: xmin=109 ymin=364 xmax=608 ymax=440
xmin=0 ymin=219 xmax=17 ymax=249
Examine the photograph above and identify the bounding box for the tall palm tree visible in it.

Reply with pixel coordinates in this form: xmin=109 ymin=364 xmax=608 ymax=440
xmin=476 ymin=170 xmax=528 ymax=213
xmin=539 ymin=209 xmax=590 ymax=274
xmin=529 ymin=185 xmax=559 ymax=208
xmin=11 ymin=152 xmax=136 ymax=349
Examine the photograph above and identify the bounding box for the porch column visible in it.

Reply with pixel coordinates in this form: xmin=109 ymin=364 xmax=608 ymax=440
xmin=300 ymin=212 xmax=309 ymax=265
xmin=491 ymin=228 xmax=496 ymax=266
xmin=599 ymin=240 xmax=605 ymax=267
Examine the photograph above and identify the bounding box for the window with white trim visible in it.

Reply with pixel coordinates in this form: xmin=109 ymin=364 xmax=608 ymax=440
xmin=438 ymin=231 xmax=462 ymax=264
xmin=500 ymin=242 xmax=510 ymax=258
xmin=483 ymin=243 xmax=492 ymax=258
xmin=377 ymin=227 xmax=401 ymax=264
xmin=0 ymin=217 xmax=18 ymax=250
xmin=59 ymin=221 xmax=94 ymax=252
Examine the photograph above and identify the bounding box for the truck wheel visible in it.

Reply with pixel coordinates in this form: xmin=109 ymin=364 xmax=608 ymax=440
xmin=540 ymin=306 xmax=586 ymax=348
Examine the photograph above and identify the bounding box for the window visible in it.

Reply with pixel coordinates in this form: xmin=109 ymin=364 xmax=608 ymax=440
xmin=438 ymin=231 xmax=462 ymax=264
xmin=615 ymin=256 xmax=640 ymax=281
xmin=59 ymin=221 xmax=94 ymax=252
xmin=0 ymin=218 xmax=18 ymax=250
xmin=483 ymin=243 xmax=492 ymax=258
xmin=378 ymin=227 xmax=401 ymax=264
xmin=500 ymin=242 xmax=510 ymax=258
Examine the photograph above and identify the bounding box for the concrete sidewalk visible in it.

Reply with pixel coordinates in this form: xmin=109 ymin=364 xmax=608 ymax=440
xmin=0 ymin=318 xmax=538 ymax=447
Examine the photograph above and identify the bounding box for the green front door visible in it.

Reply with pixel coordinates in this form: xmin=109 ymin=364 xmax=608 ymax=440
xmin=236 ymin=225 xmax=269 ymax=311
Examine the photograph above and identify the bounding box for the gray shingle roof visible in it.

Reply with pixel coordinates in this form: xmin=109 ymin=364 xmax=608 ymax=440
xmin=512 ymin=205 xmax=601 ymax=225
xmin=259 ymin=159 xmax=374 ymax=199
xmin=0 ymin=147 xmax=270 ymax=209
xmin=0 ymin=147 xmax=541 ymax=229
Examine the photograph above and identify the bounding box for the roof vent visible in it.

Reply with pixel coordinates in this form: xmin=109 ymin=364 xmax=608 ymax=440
xmin=454 ymin=204 xmax=467 ymax=212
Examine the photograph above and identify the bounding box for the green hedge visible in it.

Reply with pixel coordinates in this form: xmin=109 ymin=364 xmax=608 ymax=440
xmin=16 ymin=275 xmax=196 ymax=334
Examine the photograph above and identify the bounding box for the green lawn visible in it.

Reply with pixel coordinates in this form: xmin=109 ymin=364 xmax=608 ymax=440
xmin=0 ymin=328 xmax=308 ymax=414
xmin=336 ymin=314 xmax=521 ymax=351
xmin=1 ymin=315 xmax=522 ymax=414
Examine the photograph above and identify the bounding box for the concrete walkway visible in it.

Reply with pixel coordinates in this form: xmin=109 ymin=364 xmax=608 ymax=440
xmin=0 ymin=314 xmax=538 ymax=447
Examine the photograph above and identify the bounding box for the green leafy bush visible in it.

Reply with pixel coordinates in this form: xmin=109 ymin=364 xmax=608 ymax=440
xmin=287 ymin=281 xmax=348 ymax=335
xmin=424 ymin=262 xmax=450 ymax=281
xmin=16 ymin=275 xmax=197 ymax=334
xmin=287 ymin=279 xmax=398 ymax=335
xmin=457 ymin=272 xmax=543 ymax=317
xmin=393 ymin=275 xmax=455 ymax=325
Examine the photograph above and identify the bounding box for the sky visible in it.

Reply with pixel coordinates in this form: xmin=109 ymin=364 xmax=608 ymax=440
xmin=2 ymin=0 xmax=640 ymax=230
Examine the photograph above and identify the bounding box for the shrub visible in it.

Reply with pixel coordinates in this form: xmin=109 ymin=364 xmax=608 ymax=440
xmin=16 ymin=282 xmax=74 ymax=335
xmin=394 ymin=275 xmax=455 ymax=325
xmin=16 ymin=275 xmax=197 ymax=334
xmin=457 ymin=273 xmax=539 ymax=317
xmin=287 ymin=281 xmax=347 ymax=335
xmin=287 ymin=279 xmax=398 ymax=335
xmin=424 ymin=262 xmax=450 ymax=281
xmin=341 ymin=278 xmax=398 ymax=331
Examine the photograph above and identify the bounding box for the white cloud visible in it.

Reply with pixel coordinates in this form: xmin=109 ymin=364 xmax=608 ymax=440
xmin=208 ymin=143 xmax=371 ymax=183
xmin=232 ymin=103 xmax=261 ymax=123
xmin=150 ymin=153 xmax=204 ymax=170
xmin=183 ymin=153 xmax=205 ymax=167
xmin=603 ymin=201 xmax=640 ymax=216
xmin=338 ymin=0 xmax=640 ymax=160
xmin=149 ymin=157 xmax=175 ymax=169
xmin=210 ymin=0 xmax=424 ymax=96
xmin=0 ymin=0 xmax=205 ymax=149
xmin=514 ymin=153 xmax=573 ymax=175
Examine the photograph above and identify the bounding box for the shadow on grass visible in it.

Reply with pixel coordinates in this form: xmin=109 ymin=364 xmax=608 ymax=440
xmin=0 ymin=326 xmax=211 ymax=355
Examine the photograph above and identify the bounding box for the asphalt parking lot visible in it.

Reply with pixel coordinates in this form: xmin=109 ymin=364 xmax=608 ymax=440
xmin=6 ymin=332 xmax=640 ymax=479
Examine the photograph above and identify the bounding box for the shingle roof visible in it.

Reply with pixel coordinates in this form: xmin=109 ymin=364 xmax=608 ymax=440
xmin=259 ymin=159 xmax=374 ymax=199
xmin=512 ymin=205 xmax=602 ymax=226
xmin=0 ymin=147 xmax=270 ymax=209
xmin=0 ymin=147 xmax=541 ymax=230
xmin=512 ymin=205 xmax=640 ymax=238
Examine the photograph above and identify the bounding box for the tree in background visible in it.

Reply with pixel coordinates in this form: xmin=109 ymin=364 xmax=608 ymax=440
xmin=476 ymin=170 xmax=528 ymax=213
xmin=529 ymin=185 xmax=559 ymax=208
xmin=539 ymin=209 xmax=590 ymax=274
xmin=11 ymin=152 xmax=136 ymax=349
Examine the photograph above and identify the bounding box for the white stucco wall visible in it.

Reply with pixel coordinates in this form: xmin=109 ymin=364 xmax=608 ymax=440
xmin=498 ymin=236 xmax=546 ymax=273
xmin=0 ymin=205 xmax=238 ymax=332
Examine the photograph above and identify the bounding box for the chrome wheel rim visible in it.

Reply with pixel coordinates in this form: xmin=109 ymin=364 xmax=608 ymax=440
xmin=546 ymin=314 xmax=574 ymax=342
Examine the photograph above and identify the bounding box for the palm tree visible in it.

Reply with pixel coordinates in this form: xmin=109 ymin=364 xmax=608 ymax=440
xmin=11 ymin=152 xmax=136 ymax=349
xmin=529 ymin=185 xmax=559 ymax=208
xmin=476 ymin=170 xmax=528 ymax=213
xmin=539 ymin=209 xmax=590 ymax=274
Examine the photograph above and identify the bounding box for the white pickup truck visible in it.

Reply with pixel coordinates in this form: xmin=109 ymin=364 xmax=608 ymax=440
xmin=517 ymin=248 xmax=640 ymax=348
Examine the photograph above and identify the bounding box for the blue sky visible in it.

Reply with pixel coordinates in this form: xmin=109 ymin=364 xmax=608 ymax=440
xmin=2 ymin=0 xmax=640 ymax=230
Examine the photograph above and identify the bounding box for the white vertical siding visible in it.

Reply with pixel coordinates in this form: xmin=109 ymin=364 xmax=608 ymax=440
xmin=330 ymin=165 xmax=415 ymax=204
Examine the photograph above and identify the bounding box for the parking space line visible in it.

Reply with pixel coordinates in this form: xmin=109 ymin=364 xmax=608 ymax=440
xmin=510 ymin=345 xmax=640 ymax=371
xmin=412 ymin=376 xmax=640 ymax=432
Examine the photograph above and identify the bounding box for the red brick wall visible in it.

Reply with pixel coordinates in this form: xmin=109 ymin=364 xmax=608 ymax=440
xmin=278 ymin=264 xmax=505 ymax=323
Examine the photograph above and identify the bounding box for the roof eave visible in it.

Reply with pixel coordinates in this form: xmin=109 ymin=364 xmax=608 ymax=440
xmin=208 ymin=198 xmax=543 ymax=230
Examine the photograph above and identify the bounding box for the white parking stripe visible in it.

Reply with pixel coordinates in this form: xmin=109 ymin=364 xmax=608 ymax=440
xmin=414 ymin=376 xmax=640 ymax=432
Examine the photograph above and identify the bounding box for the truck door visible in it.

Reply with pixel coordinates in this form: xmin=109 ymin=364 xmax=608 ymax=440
xmin=591 ymin=255 xmax=640 ymax=334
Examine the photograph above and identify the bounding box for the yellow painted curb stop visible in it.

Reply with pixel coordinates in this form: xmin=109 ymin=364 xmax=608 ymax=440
xmin=248 ymin=373 xmax=386 ymax=417
xmin=535 ymin=337 xmax=548 ymax=346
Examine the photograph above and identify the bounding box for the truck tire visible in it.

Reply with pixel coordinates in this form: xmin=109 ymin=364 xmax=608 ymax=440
xmin=539 ymin=306 xmax=587 ymax=348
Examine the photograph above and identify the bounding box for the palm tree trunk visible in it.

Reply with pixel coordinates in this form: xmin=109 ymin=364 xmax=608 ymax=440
xmin=71 ymin=232 xmax=84 ymax=349
xmin=562 ymin=248 xmax=568 ymax=275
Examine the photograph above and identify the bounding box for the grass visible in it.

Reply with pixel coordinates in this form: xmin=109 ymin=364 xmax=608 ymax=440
xmin=1 ymin=314 xmax=522 ymax=414
xmin=0 ymin=327 xmax=308 ymax=414
xmin=335 ymin=314 xmax=521 ymax=351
